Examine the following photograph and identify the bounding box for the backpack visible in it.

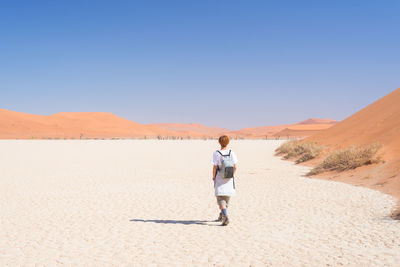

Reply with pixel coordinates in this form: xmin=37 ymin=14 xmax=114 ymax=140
xmin=216 ymin=150 xmax=235 ymax=179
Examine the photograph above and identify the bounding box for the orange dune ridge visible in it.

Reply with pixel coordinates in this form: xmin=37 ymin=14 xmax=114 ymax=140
xmin=0 ymin=108 xmax=337 ymax=139
xmin=231 ymin=119 xmax=337 ymax=138
xmin=152 ymin=119 xmax=337 ymax=139
xmin=147 ymin=123 xmax=230 ymax=137
xmin=274 ymin=118 xmax=337 ymax=137
xmin=230 ymin=125 xmax=290 ymax=138
xmin=305 ymin=88 xmax=400 ymax=199
xmin=297 ymin=118 xmax=337 ymax=125
xmin=285 ymin=124 xmax=337 ymax=131
xmin=0 ymin=109 xmax=175 ymax=139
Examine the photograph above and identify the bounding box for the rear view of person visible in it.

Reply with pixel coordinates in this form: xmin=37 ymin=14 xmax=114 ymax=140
xmin=212 ymin=135 xmax=238 ymax=226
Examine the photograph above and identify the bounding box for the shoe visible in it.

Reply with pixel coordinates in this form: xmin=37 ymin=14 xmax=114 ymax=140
xmin=221 ymin=215 xmax=229 ymax=226
xmin=216 ymin=212 xmax=223 ymax=222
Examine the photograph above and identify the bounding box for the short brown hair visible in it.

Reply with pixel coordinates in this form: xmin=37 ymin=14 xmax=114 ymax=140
xmin=218 ymin=135 xmax=230 ymax=148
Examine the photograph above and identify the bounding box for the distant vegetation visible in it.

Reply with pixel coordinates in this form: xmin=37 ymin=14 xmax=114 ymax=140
xmin=276 ymin=141 xmax=383 ymax=174
xmin=308 ymin=144 xmax=383 ymax=175
xmin=275 ymin=140 xmax=324 ymax=163
xmin=391 ymin=206 xmax=400 ymax=220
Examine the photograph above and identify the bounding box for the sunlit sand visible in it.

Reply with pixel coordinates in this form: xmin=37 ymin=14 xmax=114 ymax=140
xmin=1 ymin=140 xmax=399 ymax=266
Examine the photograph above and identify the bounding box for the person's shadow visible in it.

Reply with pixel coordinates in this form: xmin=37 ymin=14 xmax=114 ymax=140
xmin=130 ymin=219 xmax=218 ymax=226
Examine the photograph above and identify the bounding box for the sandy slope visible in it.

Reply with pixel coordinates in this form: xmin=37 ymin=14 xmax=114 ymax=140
xmin=0 ymin=108 xmax=336 ymax=139
xmin=306 ymin=88 xmax=400 ymax=199
xmin=233 ymin=119 xmax=337 ymax=138
xmin=274 ymin=124 xmax=336 ymax=138
xmin=0 ymin=140 xmax=399 ymax=266
xmin=231 ymin=125 xmax=289 ymax=138
xmin=148 ymin=123 xmax=230 ymax=137
xmin=0 ymin=109 xmax=173 ymax=139
xmin=273 ymin=119 xmax=337 ymax=138
xmin=297 ymin=118 xmax=337 ymax=125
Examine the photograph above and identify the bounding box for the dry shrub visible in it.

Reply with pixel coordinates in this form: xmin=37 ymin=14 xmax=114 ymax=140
xmin=308 ymin=143 xmax=382 ymax=175
xmin=276 ymin=140 xmax=323 ymax=163
xmin=391 ymin=205 xmax=400 ymax=220
xmin=275 ymin=140 xmax=300 ymax=155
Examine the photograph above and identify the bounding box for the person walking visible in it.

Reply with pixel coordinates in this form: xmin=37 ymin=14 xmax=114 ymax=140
xmin=212 ymin=135 xmax=238 ymax=226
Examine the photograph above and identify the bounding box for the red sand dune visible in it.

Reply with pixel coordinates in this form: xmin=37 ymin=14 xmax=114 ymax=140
xmin=232 ymin=119 xmax=337 ymax=138
xmin=0 ymin=109 xmax=174 ymax=139
xmin=297 ymin=118 xmax=337 ymax=125
xmin=274 ymin=122 xmax=337 ymax=138
xmin=230 ymin=125 xmax=289 ymax=138
xmin=148 ymin=123 xmax=230 ymax=137
xmin=305 ymin=88 xmax=400 ymax=199
xmin=0 ymin=108 xmax=337 ymax=140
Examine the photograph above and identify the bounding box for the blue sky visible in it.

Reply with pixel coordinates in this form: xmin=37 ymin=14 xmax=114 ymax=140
xmin=1 ymin=1 xmax=399 ymax=129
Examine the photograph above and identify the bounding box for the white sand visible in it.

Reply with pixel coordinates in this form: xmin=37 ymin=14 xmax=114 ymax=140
xmin=0 ymin=140 xmax=399 ymax=266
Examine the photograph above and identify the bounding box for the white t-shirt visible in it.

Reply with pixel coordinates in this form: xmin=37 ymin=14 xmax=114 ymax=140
xmin=211 ymin=149 xmax=238 ymax=196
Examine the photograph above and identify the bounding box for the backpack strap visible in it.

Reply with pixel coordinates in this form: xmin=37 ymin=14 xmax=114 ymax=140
xmin=217 ymin=150 xmax=230 ymax=157
xmin=215 ymin=150 xmax=220 ymax=178
xmin=231 ymin=150 xmax=235 ymax=188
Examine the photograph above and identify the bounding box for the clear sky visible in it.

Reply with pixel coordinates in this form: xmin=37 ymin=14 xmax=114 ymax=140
xmin=1 ymin=1 xmax=399 ymax=130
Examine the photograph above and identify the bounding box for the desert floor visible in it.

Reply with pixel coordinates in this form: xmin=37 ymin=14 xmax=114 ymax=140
xmin=0 ymin=140 xmax=399 ymax=266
